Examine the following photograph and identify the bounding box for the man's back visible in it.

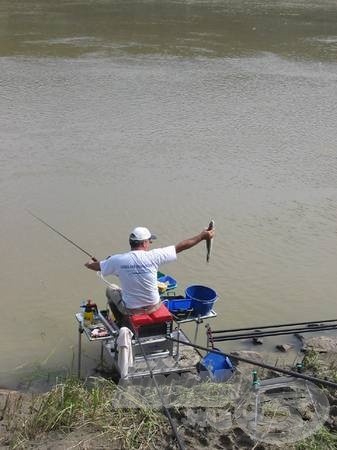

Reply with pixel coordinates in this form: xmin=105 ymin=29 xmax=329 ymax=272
xmin=100 ymin=246 xmax=176 ymax=309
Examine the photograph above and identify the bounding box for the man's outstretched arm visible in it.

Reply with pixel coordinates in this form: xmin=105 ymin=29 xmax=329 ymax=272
xmin=175 ymin=229 xmax=214 ymax=254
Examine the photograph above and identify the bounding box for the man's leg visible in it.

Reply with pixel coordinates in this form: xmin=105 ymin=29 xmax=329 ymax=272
xmin=106 ymin=287 xmax=127 ymax=325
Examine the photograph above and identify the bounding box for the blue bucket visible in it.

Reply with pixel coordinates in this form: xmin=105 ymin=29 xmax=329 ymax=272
xmin=185 ymin=285 xmax=217 ymax=316
xmin=200 ymin=351 xmax=234 ymax=382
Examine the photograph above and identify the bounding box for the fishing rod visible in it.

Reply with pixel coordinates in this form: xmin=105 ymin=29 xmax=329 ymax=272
xmin=211 ymin=324 xmax=337 ymax=342
xmin=166 ymin=336 xmax=337 ymax=390
xmin=27 ymin=210 xmax=96 ymax=259
xmin=210 ymin=318 xmax=337 ymax=334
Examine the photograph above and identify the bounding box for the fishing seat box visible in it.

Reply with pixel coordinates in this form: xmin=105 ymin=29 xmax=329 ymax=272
xmin=129 ymin=304 xmax=173 ymax=337
xmin=128 ymin=304 xmax=173 ymax=357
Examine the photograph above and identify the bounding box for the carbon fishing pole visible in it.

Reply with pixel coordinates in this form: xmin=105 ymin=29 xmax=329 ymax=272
xmin=166 ymin=336 xmax=337 ymax=390
xmin=27 ymin=210 xmax=96 ymax=259
xmin=211 ymin=324 xmax=337 ymax=342
xmin=210 ymin=318 xmax=337 ymax=334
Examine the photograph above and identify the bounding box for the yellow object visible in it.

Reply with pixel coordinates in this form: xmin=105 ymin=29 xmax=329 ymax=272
xmin=158 ymin=281 xmax=168 ymax=294
xmin=83 ymin=300 xmax=94 ymax=324
xmin=83 ymin=309 xmax=94 ymax=323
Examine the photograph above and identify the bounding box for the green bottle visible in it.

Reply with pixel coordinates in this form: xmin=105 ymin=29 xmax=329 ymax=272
xmin=252 ymin=370 xmax=260 ymax=388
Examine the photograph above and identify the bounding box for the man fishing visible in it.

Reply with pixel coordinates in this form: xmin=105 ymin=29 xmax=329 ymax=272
xmin=85 ymin=225 xmax=215 ymax=320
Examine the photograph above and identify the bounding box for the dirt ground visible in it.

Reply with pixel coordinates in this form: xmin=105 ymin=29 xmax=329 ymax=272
xmin=1 ymin=343 xmax=337 ymax=449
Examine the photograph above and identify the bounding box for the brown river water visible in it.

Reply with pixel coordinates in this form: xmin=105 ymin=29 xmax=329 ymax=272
xmin=1 ymin=0 xmax=337 ymax=390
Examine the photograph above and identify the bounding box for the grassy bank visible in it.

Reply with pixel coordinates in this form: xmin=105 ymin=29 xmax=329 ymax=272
xmin=1 ymin=377 xmax=170 ymax=449
xmin=2 ymin=349 xmax=337 ymax=449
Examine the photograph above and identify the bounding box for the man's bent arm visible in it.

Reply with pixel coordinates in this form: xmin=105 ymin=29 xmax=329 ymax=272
xmin=85 ymin=259 xmax=101 ymax=271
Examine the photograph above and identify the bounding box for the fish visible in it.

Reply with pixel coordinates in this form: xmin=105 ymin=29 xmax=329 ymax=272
xmin=206 ymin=219 xmax=215 ymax=263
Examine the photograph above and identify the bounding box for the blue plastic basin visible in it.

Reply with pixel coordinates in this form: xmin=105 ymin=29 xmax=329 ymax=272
xmin=162 ymin=296 xmax=193 ymax=319
xmin=185 ymin=285 xmax=217 ymax=316
xmin=201 ymin=351 xmax=234 ymax=382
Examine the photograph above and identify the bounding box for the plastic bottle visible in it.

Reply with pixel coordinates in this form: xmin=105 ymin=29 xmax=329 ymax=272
xmin=252 ymin=370 xmax=260 ymax=389
xmin=296 ymin=362 xmax=303 ymax=373
xmin=83 ymin=300 xmax=94 ymax=324
xmin=91 ymin=300 xmax=98 ymax=317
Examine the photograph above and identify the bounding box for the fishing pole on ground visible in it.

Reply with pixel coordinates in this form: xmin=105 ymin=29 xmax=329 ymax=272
xmin=27 ymin=210 xmax=97 ymax=260
xmin=166 ymin=336 xmax=337 ymax=390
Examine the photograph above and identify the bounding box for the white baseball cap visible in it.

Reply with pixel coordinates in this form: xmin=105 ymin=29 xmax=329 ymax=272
xmin=129 ymin=226 xmax=157 ymax=241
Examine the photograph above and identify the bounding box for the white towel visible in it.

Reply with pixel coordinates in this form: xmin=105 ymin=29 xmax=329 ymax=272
xmin=117 ymin=327 xmax=134 ymax=379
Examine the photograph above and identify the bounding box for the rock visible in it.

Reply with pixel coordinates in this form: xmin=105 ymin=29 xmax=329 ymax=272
xmin=301 ymin=336 xmax=337 ymax=353
xmin=252 ymin=337 xmax=264 ymax=345
xmin=276 ymin=344 xmax=293 ymax=352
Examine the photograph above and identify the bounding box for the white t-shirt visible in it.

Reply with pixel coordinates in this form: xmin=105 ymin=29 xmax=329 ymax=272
xmin=100 ymin=246 xmax=177 ymax=309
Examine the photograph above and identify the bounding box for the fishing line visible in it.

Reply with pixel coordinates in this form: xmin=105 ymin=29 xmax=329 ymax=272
xmin=27 ymin=210 xmax=95 ymax=259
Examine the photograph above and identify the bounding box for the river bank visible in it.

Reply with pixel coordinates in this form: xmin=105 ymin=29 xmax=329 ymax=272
xmin=2 ymin=340 xmax=337 ymax=450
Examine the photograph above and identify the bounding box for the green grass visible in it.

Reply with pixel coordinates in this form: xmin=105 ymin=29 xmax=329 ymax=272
xmin=3 ymin=366 xmax=337 ymax=450
xmin=6 ymin=377 xmax=170 ymax=449
xmin=295 ymin=426 xmax=337 ymax=450
xmin=3 ymin=375 xmax=237 ymax=449
xmin=302 ymin=350 xmax=321 ymax=375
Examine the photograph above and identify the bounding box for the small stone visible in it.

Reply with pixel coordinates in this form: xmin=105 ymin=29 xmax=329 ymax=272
xmin=276 ymin=344 xmax=293 ymax=352
xmin=252 ymin=337 xmax=263 ymax=345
